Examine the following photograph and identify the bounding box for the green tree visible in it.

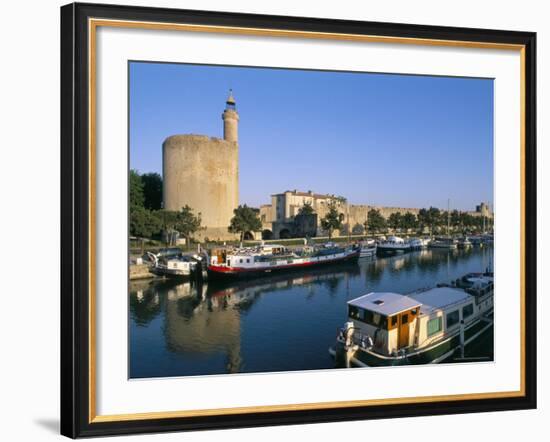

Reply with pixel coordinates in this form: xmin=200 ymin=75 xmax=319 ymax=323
xmin=130 ymin=206 xmax=162 ymax=238
xmin=228 ymin=205 xmax=262 ymax=241
xmin=157 ymin=207 xmax=202 ymax=245
xmin=388 ymin=212 xmax=403 ymax=230
xmin=297 ymin=202 xmax=315 ymax=216
xmin=320 ymin=202 xmax=345 ymax=239
xmin=401 ymin=212 xmax=418 ymax=230
xmin=450 ymin=209 xmax=461 ymax=229
xmin=367 ymin=209 xmax=386 ymax=234
xmin=417 ymin=208 xmax=429 ymax=231
xmin=141 ymin=172 xmax=163 ymax=210
xmin=427 ymin=206 xmax=442 ymax=234
xmin=173 ymin=205 xmax=202 ymax=243
xmin=130 ymin=169 xmax=144 ymax=209
xmin=335 ymin=195 xmax=347 ymax=204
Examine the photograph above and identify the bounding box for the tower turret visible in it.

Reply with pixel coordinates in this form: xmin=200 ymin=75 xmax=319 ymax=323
xmin=222 ymin=89 xmax=239 ymax=143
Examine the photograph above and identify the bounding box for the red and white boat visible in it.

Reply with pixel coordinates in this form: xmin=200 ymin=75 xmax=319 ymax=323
xmin=207 ymin=243 xmax=360 ymax=279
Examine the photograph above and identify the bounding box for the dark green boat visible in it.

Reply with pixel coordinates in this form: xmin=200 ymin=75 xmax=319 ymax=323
xmin=331 ymin=273 xmax=494 ymax=367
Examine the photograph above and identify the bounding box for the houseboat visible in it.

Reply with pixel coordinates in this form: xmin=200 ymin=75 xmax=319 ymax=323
xmin=377 ymin=236 xmax=411 ymax=254
xmin=207 ymin=243 xmax=360 ymax=279
xmin=331 ymin=272 xmax=493 ymax=367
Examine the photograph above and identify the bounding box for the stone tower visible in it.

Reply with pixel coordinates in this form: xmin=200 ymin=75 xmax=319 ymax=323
xmin=222 ymin=89 xmax=239 ymax=143
xmin=162 ymin=91 xmax=239 ymax=241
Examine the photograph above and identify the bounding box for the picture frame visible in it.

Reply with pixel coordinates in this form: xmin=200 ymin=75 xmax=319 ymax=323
xmin=60 ymin=2 xmax=537 ymax=438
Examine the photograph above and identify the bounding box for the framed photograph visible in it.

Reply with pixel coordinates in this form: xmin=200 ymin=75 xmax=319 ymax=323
xmin=60 ymin=2 xmax=537 ymax=438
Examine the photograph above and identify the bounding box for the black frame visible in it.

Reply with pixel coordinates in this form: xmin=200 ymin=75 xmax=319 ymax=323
xmin=61 ymin=2 xmax=537 ymax=438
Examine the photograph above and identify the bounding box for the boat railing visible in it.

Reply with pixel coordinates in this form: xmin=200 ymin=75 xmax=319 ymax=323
xmin=338 ymin=327 xmax=385 ymax=354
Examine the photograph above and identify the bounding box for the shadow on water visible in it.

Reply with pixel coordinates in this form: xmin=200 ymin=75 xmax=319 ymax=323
xmin=129 ymin=246 xmax=494 ymax=378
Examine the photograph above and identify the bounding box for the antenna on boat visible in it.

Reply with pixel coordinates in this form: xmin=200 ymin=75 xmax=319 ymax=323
xmin=347 ymin=204 xmax=351 ymax=245
xmin=447 ymin=198 xmax=450 ymax=236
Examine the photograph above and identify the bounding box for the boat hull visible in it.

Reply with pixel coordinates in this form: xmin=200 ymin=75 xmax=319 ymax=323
xmin=151 ymin=268 xmax=191 ymax=278
xmin=208 ymin=250 xmax=360 ymax=279
xmin=429 ymin=244 xmax=458 ymax=249
xmin=333 ymin=317 xmax=492 ymax=367
xmin=359 ymin=247 xmax=377 ymax=258
xmin=376 ymin=246 xmax=410 ymax=254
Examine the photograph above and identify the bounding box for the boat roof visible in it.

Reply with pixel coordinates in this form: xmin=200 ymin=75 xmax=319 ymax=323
xmin=409 ymin=287 xmax=472 ymax=314
xmin=348 ymin=292 xmax=421 ymax=316
xmin=465 ymin=275 xmax=493 ymax=284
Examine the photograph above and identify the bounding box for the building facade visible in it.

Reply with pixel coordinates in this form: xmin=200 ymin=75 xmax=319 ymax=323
xmin=260 ymin=190 xmax=492 ymax=239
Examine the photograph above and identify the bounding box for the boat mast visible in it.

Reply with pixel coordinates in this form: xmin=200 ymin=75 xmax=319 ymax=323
xmin=447 ymin=198 xmax=450 ymax=236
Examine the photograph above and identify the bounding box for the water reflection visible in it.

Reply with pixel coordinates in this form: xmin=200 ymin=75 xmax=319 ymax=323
xmin=129 ymin=246 xmax=493 ymax=378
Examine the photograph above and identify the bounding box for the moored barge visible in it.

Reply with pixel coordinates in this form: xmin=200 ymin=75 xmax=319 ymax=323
xmin=331 ymin=272 xmax=493 ymax=367
xmin=207 ymin=243 xmax=360 ymax=279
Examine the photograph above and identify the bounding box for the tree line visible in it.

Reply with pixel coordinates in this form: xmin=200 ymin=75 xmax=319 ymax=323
xmin=130 ymin=170 xmax=262 ymax=243
xmin=367 ymin=207 xmax=492 ymax=234
xmin=302 ymin=202 xmax=492 ymax=239
xmin=130 ymin=170 xmax=202 ymax=244
xmin=364 ymin=207 xmax=492 ymax=235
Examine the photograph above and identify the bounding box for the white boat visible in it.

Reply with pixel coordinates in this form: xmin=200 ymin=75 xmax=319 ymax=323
xmin=457 ymin=237 xmax=473 ymax=249
xmin=358 ymin=239 xmax=377 ymax=258
xmin=377 ymin=236 xmax=411 ymax=253
xmin=207 ymin=243 xmax=360 ymax=279
xmin=331 ymin=272 xmax=493 ymax=367
xmin=409 ymin=238 xmax=429 ymax=250
xmin=429 ymin=237 xmax=458 ymax=249
xmin=148 ymin=252 xmax=199 ymax=278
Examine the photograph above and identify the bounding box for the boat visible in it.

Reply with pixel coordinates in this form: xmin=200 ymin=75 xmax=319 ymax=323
xmin=148 ymin=251 xmax=199 ymax=278
xmin=376 ymin=236 xmax=411 ymax=253
xmin=358 ymin=239 xmax=377 ymax=258
xmin=207 ymin=243 xmax=360 ymax=279
xmin=429 ymin=199 xmax=458 ymax=250
xmin=457 ymin=237 xmax=473 ymax=249
xmin=330 ymin=272 xmax=493 ymax=367
xmin=469 ymin=236 xmax=484 ymax=247
xmin=429 ymin=237 xmax=458 ymax=249
xmin=409 ymin=238 xmax=430 ymax=250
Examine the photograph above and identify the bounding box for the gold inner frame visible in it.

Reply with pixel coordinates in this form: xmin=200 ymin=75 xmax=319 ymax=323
xmin=87 ymin=18 xmax=527 ymax=424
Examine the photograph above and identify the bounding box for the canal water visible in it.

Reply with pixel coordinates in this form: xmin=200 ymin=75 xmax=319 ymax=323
xmin=129 ymin=246 xmax=494 ymax=378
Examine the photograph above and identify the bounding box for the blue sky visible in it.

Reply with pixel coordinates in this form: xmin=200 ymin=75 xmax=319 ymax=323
xmin=129 ymin=62 xmax=493 ymax=211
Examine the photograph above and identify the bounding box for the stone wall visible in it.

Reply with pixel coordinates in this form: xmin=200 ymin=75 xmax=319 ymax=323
xmin=163 ymin=134 xmax=239 ymax=241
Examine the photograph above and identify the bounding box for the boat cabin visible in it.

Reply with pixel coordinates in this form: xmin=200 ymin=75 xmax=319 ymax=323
xmin=347 ymin=292 xmax=421 ymax=354
xmin=210 ymin=244 xmax=288 ymax=267
xmin=383 ymin=236 xmax=405 ymax=244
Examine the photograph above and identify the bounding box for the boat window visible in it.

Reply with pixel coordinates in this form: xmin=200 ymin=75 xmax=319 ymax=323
xmin=401 ymin=314 xmax=408 ymax=324
xmin=391 ymin=316 xmax=398 ymax=326
xmin=446 ymin=310 xmax=460 ymax=328
xmin=427 ymin=317 xmax=442 ymax=336
xmin=349 ymin=306 xmax=387 ymax=328
xmin=246 ymin=259 xmax=250 ymax=263
xmin=462 ymin=304 xmax=474 ymax=319
xmin=348 ymin=306 xmax=364 ymax=321
xmin=239 ymin=259 xmax=243 ymax=264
